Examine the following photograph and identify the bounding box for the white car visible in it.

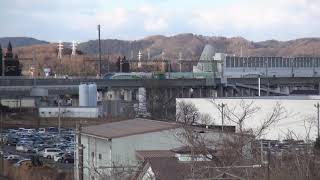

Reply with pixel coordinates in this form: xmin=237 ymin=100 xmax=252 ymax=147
xmin=41 ymin=148 xmax=62 ymax=159
xmin=38 ymin=128 xmax=46 ymax=134
xmin=53 ymin=152 xmax=65 ymax=162
xmin=16 ymin=143 xmax=33 ymax=153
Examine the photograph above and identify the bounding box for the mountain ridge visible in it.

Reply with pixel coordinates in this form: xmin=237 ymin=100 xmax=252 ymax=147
xmin=2 ymin=34 xmax=320 ymax=60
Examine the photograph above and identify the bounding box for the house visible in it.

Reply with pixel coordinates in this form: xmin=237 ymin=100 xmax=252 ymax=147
xmin=134 ymin=148 xmax=245 ymax=180
xmin=75 ymin=118 xmax=237 ymax=180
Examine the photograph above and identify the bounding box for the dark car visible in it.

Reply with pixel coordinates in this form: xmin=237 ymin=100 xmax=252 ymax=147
xmin=59 ymin=153 xmax=74 ymax=164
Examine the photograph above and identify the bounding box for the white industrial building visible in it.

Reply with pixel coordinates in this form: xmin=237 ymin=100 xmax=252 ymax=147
xmin=38 ymin=107 xmax=101 ymax=118
xmin=177 ymin=96 xmax=320 ymax=140
xmin=74 ymin=118 xmax=230 ymax=180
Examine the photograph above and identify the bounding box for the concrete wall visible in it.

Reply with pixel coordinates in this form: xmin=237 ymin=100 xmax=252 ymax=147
xmin=39 ymin=107 xmax=101 ymax=118
xmin=177 ymin=97 xmax=320 ymax=140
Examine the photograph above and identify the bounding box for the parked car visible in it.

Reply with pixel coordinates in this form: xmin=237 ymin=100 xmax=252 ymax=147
xmin=40 ymin=148 xmax=62 ymax=159
xmin=38 ymin=128 xmax=46 ymax=134
xmin=16 ymin=143 xmax=33 ymax=153
xmin=53 ymin=152 xmax=64 ymax=162
xmin=55 ymin=153 xmax=74 ymax=164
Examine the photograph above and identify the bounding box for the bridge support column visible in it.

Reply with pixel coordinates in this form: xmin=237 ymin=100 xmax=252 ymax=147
xmin=124 ymin=89 xmax=132 ymax=101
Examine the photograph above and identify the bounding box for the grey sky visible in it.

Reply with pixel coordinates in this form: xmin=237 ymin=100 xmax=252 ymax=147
xmin=1 ymin=0 xmax=320 ymax=42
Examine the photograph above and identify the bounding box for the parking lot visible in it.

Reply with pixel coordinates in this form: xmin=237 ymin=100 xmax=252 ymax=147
xmin=0 ymin=127 xmax=75 ymax=170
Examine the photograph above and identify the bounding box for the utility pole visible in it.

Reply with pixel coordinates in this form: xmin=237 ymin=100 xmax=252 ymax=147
xmin=315 ymin=102 xmax=320 ymax=139
xmin=76 ymin=123 xmax=84 ymax=180
xmin=267 ymin=141 xmax=271 ymax=180
xmin=58 ymin=97 xmax=61 ymax=137
xmin=219 ymin=103 xmax=226 ymax=132
xmin=0 ymin=110 xmax=3 ymax=176
xmin=98 ymin=24 xmax=102 ymax=77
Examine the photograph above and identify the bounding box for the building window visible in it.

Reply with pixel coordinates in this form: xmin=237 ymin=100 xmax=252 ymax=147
xmin=99 ymin=154 xmax=102 ymax=160
xmin=231 ymin=57 xmax=235 ymax=68
xmin=259 ymin=58 xmax=264 ymax=67
xmin=235 ymin=57 xmax=239 ymax=67
xmin=226 ymin=57 xmax=231 ymax=67
xmin=268 ymin=58 xmax=272 ymax=67
xmin=239 ymin=57 xmax=244 ymax=67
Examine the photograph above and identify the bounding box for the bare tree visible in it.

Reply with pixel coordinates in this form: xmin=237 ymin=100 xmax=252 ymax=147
xmin=174 ymin=99 xmax=290 ymax=179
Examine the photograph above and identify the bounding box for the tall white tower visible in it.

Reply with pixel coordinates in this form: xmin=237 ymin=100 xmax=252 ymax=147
xmin=57 ymin=40 xmax=64 ymax=59
xmin=71 ymin=40 xmax=77 ymax=56
xmin=138 ymin=50 xmax=142 ymax=68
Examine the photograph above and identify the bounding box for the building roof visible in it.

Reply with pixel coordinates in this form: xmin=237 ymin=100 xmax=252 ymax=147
xmin=81 ymin=118 xmax=179 ymax=139
xmin=135 ymin=150 xmax=175 ymax=161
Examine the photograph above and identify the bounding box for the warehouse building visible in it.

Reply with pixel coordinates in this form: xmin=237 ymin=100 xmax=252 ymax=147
xmin=74 ymin=118 xmax=234 ymax=180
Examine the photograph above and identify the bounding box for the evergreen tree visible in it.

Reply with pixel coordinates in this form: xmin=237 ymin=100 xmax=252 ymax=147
xmin=122 ymin=56 xmax=130 ymax=72
xmin=5 ymin=41 xmax=13 ymax=59
xmin=116 ymin=56 xmax=121 ymax=72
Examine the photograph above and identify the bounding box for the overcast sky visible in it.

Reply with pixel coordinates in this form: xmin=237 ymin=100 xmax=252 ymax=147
xmin=1 ymin=0 xmax=320 ymax=42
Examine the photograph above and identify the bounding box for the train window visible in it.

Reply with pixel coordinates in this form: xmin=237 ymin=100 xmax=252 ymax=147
xmin=226 ymin=57 xmax=231 ymax=67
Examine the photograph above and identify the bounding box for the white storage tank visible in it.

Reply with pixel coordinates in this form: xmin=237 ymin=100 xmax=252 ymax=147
xmin=79 ymin=83 xmax=89 ymax=106
xmin=88 ymin=83 xmax=97 ymax=106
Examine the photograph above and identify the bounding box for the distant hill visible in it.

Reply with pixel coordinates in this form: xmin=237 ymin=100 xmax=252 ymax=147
xmin=3 ymin=34 xmax=320 ymax=76
xmin=0 ymin=37 xmax=49 ymax=48
xmin=78 ymin=34 xmax=320 ymax=60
